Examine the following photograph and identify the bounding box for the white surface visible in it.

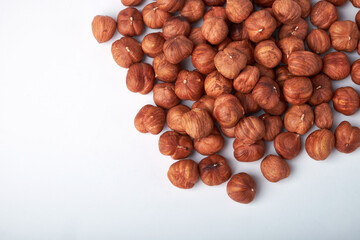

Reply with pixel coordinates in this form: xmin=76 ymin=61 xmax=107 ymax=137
xmin=0 ymin=0 xmax=360 ymax=239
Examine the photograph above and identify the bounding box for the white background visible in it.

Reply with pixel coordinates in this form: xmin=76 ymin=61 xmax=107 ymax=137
xmin=0 ymin=0 xmax=360 ymax=239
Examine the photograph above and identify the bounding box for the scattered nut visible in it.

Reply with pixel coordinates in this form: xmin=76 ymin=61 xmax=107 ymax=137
xmin=332 ymin=87 xmax=360 ymax=115
xmin=142 ymin=2 xmax=171 ymax=29
xmin=162 ymin=16 xmax=191 ymax=40
xmin=279 ymin=18 xmax=308 ymax=40
xmin=235 ymin=116 xmax=265 ymax=144
xmin=180 ymin=0 xmax=206 ymax=23
xmin=163 ymin=35 xmax=194 ymax=64
xmin=159 ymin=131 xmax=193 ymax=160
xmin=192 ymin=95 xmax=215 ymax=115
xmin=91 ymin=15 xmax=116 ymax=43
xmin=254 ymin=40 xmax=282 ymax=68
xmin=310 ymin=1 xmax=338 ymax=29
xmin=126 ymin=63 xmax=155 ymax=94
xmin=175 ymin=70 xmax=204 ymax=101
xmin=335 ymin=121 xmax=360 ymax=153
xmin=141 ymin=32 xmax=165 ymax=58
xmin=260 ymin=114 xmax=283 ymax=141
xmin=199 ymin=155 xmax=232 ymax=186
xmin=306 ymin=29 xmax=331 ymax=54
xmin=233 ymin=139 xmax=265 ymax=162
xmin=194 ymin=127 xmax=224 ymax=155
xmin=182 ymin=108 xmax=214 ymax=139
xmin=167 ymin=159 xmax=199 ymax=189
xmin=117 ymin=7 xmax=144 ymax=36
xmin=213 ymin=94 xmax=245 ymax=128
xmin=235 ymin=92 xmax=261 ymax=114
xmin=261 ymin=155 xmax=290 ymax=182
xmin=314 ymin=103 xmax=333 ymax=129
xmin=167 ymin=104 xmax=191 ymax=134
xmin=227 ymin=173 xmax=256 ymax=204
xmin=245 ymin=10 xmax=277 ymax=43
xmin=305 ymin=129 xmax=335 ymax=160
xmin=351 ymin=59 xmax=360 ymax=85
xmin=153 ymin=53 xmax=180 ymax=83
xmin=157 ymin=0 xmax=185 ymax=13
xmin=225 ymin=0 xmax=253 ymax=24
xmin=201 ymin=17 xmax=229 ymax=45
xmin=272 ymin=0 xmax=302 ymax=24
xmin=233 ymin=65 xmax=260 ymax=93
xmin=134 ymin=105 xmax=166 ymax=135
xmin=189 ymin=27 xmax=207 ymax=46
xmin=288 ymin=51 xmax=323 ymax=77
xmin=278 ymin=36 xmax=305 ymax=64
xmin=214 ymin=47 xmax=247 ymax=79
xmin=323 ymin=52 xmax=350 ymax=80
xmin=283 ymin=77 xmax=313 ymax=105
xmin=308 ymin=74 xmax=333 ymax=106
xmin=284 ymin=104 xmax=314 ymax=135
xmin=111 ymin=37 xmax=143 ymax=68
xmin=329 ymin=20 xmax=359 ymax=52
xmin=192 ymin=44 xmax=217 ymax=74
xmin=252 ymin=76 xmax=281 ymax=110
xmin=274 ymin=132 xmax=301 ymax=160
xmin=204 ymin=71 xmax=233 ymax=98
xmin=153 ymin=83 xmax=180 ymax=109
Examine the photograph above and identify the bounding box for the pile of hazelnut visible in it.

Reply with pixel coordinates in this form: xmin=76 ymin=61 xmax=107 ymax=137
xmin=92 ymin=0 xmax=360 ymax=204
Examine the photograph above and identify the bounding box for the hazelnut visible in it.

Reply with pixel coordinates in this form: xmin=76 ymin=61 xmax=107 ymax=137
xmin=254 ymin=40 xmax=282 ymax=69
xmin=159 ymin=131 xmax=193 ymax=160
xmin=227 ymin=40 xmax=255 ymax=65
xmin=194 ymin=127 xmax=224 ymax=155
xmin=199 ymin=155 xmax=232 ymax=186
xmin=126 ymin=63 xmax=155 ymax=94
xmin=153 ymin=83 xmax=180 ymax=109
xmin=252 ymin=76 xmax=281 ymax=110
xmin=293 ymin=0 xmax=311 ymax=18
xmin=233 ymin=139 xmax=265 ymax=162
xmin=230 ymin=22 xmax=249 ymax=41
xmin=189 ymin=27 xmax=207 ymax=46
xmin=213 ymin=94 xmax=245 ymax=128
xmin=91 ymin=15 xmax=116 ymax=43
xmin=351 ymin=59 xmax=360 ymax=85
xmin=204 ymin=7 xmax=229 ymax=24
xmin=167 ymin=159 xmax=199 ymax=189
xmin=261 ymin=155 xmax=290 ymax=182
xmin=332 ymin=87 xmax=360 ymax=116
xmin=216 ymin=37 xmax=232 ymax=51
xmin=260 ymin=114 xmax=283 ymax=141
xmin=351 ymin=0 xmax=360 ymax=7
xmin=175 ymin=70 xmax=204 ymax=101
xmin=220 ymin=126 xmax=236 ymax=138
xmin=314 ymin=103 xmax=333 ymax=129
xmin=275 ymin=66 xmax=293 ymax=88
xmin=192 ymin=95 xmax=215 ymax=115
xmin=204 ymin=71 xmax=233 ymax=98
xmin=153 ymin=53 xmax=180 ymax=83
xmin=191 ymin=44 xmax=217 ymax=74
xmin=182 ymin=108 xmax=214 ymax=139
xmin=272 ymin=0 xmax=302 ymax=24
xmin=278 ymin=36 xmax=305 ymax=64
xmin=305 ymin=129 xmax=335 ymax=160
xmin=117 ymin=7 xmax=144 ymax=36
xmin=308 ymin=74 xmax=333 ymax=106
xmin=235 ymin=116 xmax=265 ymax=144
xmin=141 ymin=32 xmax=165 ymax=58
xmin=284 ymin=104 xmax=314 ymax=135
xmin=335 ymin=121 xmax=360 ymax=153
xmin=264 ymin=100 xmax=288 ymax=116
xmin=121 ymin=0 xmax=143 ymax=6
xmin=323 ymin=52 xmax=350 ymax=80
xmin=214 ymin=47 xmax=247 ymax=79
xmin=326 ymin=0 xmax=347 ymax=6
xmin=227 ymin=173 xmax=256 ymax=204
xmin=235 ymin=92 xmax=261 ymax=114
xmin=111 ymin=37 xmax=143 ymax=68
xmin=201 ymin=17 xmax=229 ymax=45
xmin=329 ymin=20 xmax=359 ymax=52
xmin=283 ymin=77 xmax=313 ymax=105
xmin=134 ymin=104 xmax=166 ymax=134
xmin=180 ymin=0 xmax=206 ymax=23
xmin=263 ymin=8 xmax=282 ymax=28
xmin=254 ymin=0 xmax=275 ymax=8
xmin=204 ymin=0 xmax=226 ymax=5
xmin=225 ymin=0 xmax=253 ymax=24
xmin=163 ymin=35 xmax=194 ymax=64
xmin=274 ymin=132 xmax=301 ymax=159
xmin=288 ymin=51 xmax=323 ymax=77
xmin=279 ymin=18 xmax=308 ymax=40
xmin=255 ymin=63 xmax=275 ymax=80
xmin=356 ymin=11 xmax=360 ymax=29
xmin=306 ymin=29 xmax=331 ymax=54
xmin=142 ymin=2 xmax=171 ymax=29
xmin=310 ymin=1 xmax=338 ymax=30
xmin=244 ymin=10 xmax=277 ymax=43
xmin=233 ymin=65 xmax=260 ymax=93
xmin=167 ymin=104 xmax=191 ymax=134
xmin=162 ymin=16 xmax=191 ymax=40
xmin=156 ymin=0 xmax=185 ymax=13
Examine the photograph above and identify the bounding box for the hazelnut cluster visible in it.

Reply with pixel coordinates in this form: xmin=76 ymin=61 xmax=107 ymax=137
xmin=92 ymin=0 xmax=360 ymax=204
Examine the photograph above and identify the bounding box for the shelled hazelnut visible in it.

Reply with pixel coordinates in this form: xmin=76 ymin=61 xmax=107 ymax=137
xmin=314 ymin=103 xmax=333 ymax=129
xmin=306 ymin=29 xmax=331 ymax=54
xmin=332 ymin=87 xmax=360 ymax=116
xmin=230 ymin=22 xmax=249 ymax=41
xmin=126 ymin=63 xmax=155 ymax=94
xmin=278 ymin=36 xmax=305 ymax=64
xmin=159 ymin=131 xmax=193 ymax=160
xmin=310 ymin=1 xmax=338 ymax=30
xmin=288 ymin=51 xmax=323 ymax=77
xmin=227 ymin=40 xmax=255 ymax=65
xmin=293 ymin=0 xmax=311 ymax=18
xmin=244 ymin=10 xmax=276 ymax=43
xmin=203 ymin=0 xmax=226 ymax=6
xmin=329 ymin=20 xmax=359 ymax=52
xmin=327 ymin=0 xmax=346 ymax=6
xmin=279 ymin=18 xmax=308 ymax=40
xmin=227 ymin=173 xmax=256 ymax=204
xmin=284 ymin=104 xmax=314 ymax=135
xmin=308 ymin=74 xmax=333 ymax=106
xmin=260 ymin=114 xmax=283 ymax=141
xmin=255 ymin=63 xmax=275 ymax=80
xmin=167 ymin=159 xmax=199 ymax=189
xmin=134 ymin=105 xmax=166 ymax=135
xmin=275 ymin=66 xmax=293 ymax=88
xmin=191 ymin=44 xmax=217 ymax=74
xmin=175 ymin=70 xmax=204 ymax=101
xmin=204 ymin=71 xmax=233 ymax=98
xmin=233 ymin=66 xmax=260 ymax=94
xmin=141 ymin=32 xmax=165 ymax=58
xmin=111 ymin=37 xmax=143 ymax=68
xmin=351 ymin=59 xmax=360 ymax=85
xmin=351 ymin=0 xmax=360 ymax=8
xmin=254 ymin=40 xmax=282 ymax=69
xmin=91 ymin=15 xmax=116 ymax=43
xmin=167 ymin=104 xmax=190 ymax=134
xmin=153 ymin=83 xmax=180 ymax=109
xmin=162 ymin=16 xmax=191 ymax=40
xmin=264 ymin=100 xmax=288 ymax=116
xmin=216 ymin=37 xmax=232 ymax=51
xmin=121 ymin=0 xmax=143 ymax=6
xmin=192 ymin=95 xmax=215 ymax=115
xmin=323 ymin=52 xmax=350 ymax=80
xmin=305 ymin=129 xmax=335 ymax=161
xmin=356 ymin=11 xmax=360 ymax=29
xmin=220 ymin=126 xmax=236 ymax=138
xmin=201 ymin=17 xmax=229 ymax=45
xmin=272 ymin=0 xmax=302 ymax=24
xmin=233 ymin=139 xmax=265 ymax=162
xmin=254 ymin=0 xmax=275 ymax=7
xmin=335 ymin=121 xmax=360 ymax=153
xmin=153 ymin=53 xmax=180 ymax=83
xmin=194 ymin=127 xmax=224 ymax=155
xmin=204 ymin=7 xmax=229 ymax=24
xmin=199 ymin=155 xmax=232 ymax=186
xmin=252 ymin=76 xmax=281 ymax=110
xmin=214 ymin=47 xmax=247 ymax=79
xmin=189 ymin=28 xmax=207 ymax=46
xmin=156 ymin=0 xmax=185 ymax=13
xmin=225 ymin=0 xmax=253 ymax=24
xmin=283 ymin=77 xmax=313 ymax=105
xmin=261 ymin=155 xmax=290 ymax=182
xmin=180 ymin=0 xmax=205 ymax=23
xmin=213 ymin=94 xmax=245 ymax=128
xmin=235 ymin=92 xmax=261 ymax=114
xmin=117 ymin=7 xmax=144 ymax=36
xmin=163 ymin=35 xmax=194 ymax=64
xmin=142 ymin=2 xmax=171 ymax=29
xmin=274 ymin=132 xmax=301 ymax=160
xmin=182 ymin=108 xmax=214 ymax=139
xmin=235 ymin=116 xmax=265 ymax=144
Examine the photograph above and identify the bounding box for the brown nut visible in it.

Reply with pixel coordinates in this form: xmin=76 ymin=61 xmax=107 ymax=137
xmin=227 ymin=40 xmax=255 ymax=65
xmin=254 ymin=0 xmax=275 ymax=7
xmin=283 ymin=77 xmax=313 ymax=105
xmin=256 ymin=63 xmax=275 ymax=80
xmin=288 ymin=51 xmax=323 ymax=77
xmin=278 ymin=36 xmax=305 ymax=64
xmin=126 ymin=63 xmax=155 ymax=94
xmin=167 ymin=104 xmax=191 ymax=134
xmin=284 ymin=104 xmax=314 ymax=135
xmin=323 ymin=52 xmax=350 ymax=80
xmin=308 ymin=74 xmax=333 ymax=106
xmin=332 ymin=87 xmax=360 ymax=116
xmin=117 ymin=7 xmax=144 ymax=36
xmin=194 ymin=127 xmax=224 ymax=155
xmin=192 ymin=95 xmax=215 ymax=115
xmin=279 ymin=18 xmax=308 ymax=40
xmin=111 ymin=37 xmax=143 ymax=68
xmin=244 ymin=10 xmax=277 ymax=43
xmin=235 ymin=92 xmax=261 ymax=114
xmin=121 ymin=0 xmax=143 ymax=6
xmin=162 ymin=16 xmax=191 ymax=40
xmin=275 ymin=66 xmax=293 ymax=88
xmin=167 ymin=159 xmax=199 ymax=189
xmin=254 ymin=40 xmax=282 ymax=69
xmin=153 ymin=83 xmax=180 ymax=109
xmin=204 ymin=0 xmax=226 ymax=6
xmin=326 ymin=0 xmax=347 ymax=6
xmin=175 ymin=70 xmax=204 ymax=101
xmin=156 ymin=0 xmax=185 ymax=13
xmin=159 ymin=131 xmax=193 ymax=160
xmin=199 ymin=155 xmax=232 ymax=186
xmin=274 ymin=132 xmax=301 ymax=159
xmin=141 ymin=32 xmax=165 ymax=58
xmin=142 ymin=2 xmax=171 ymax=29
xmin=192 ymin=44 xmax=217 ymax=74
xmin=220 ymin=125 xmax=236 ymax=138
xmin=189 ymin=27 xmax=207 ymax=46
xmin=201 ymin=17 xmax=229 ymax=45
xmin=233 ymin=139 xmax=265 ymax=162
xmin=351 ymin=59 xmax=360 ymax=85
xmin=182 ymin=108 xmax=214 ymax=139
xmin=153 ymin=53 xmax=180 ymax=83
xmin=310 ymin=1 xmax=338 ymax=30
xmin=227 ymin=173 xmax=256 ymax=204
xmin=230 ymin=22 xmax=249 ymax=41
xmin=204 ymin=71 xmax=233 ymax=98
xmin=163 ymin=35 xmax=194 ymax=64
xmin=351 ymin=0 xmax=360 ymax=7
xmin=329 ymin=20 xmax=359 ymax=52
xmin=314 ymin=103 xmax=333 ymax=129
xmin=356 ymin=11 xmax=360 ymax=29
xmin=272 ymin=0 xmax=302 ymax=24
xmin=234 ymin=65 xmax=260 ymax=94
xmin=306 ymin=29 xmax=331 ymax=54
xmin=216 ymin=37 xmax=232 ymax=51
xmin=91 ymin=15 xmax=116 ymax=43
xmin=293 ymin=0 xmax=311 ymax=18
xmin=134 ymin=104 xmax=166 ymax=134
xmin=264 ymin=100 xmax=288 ymax=116
xmin=225 ymin=0 xmax=253 ymax=24
xmin=260 ymin=114 xmax=283 ymax=141
xmin=252 ymin=76 xmax=281 ymax=110
xmin=213 ymin=94 xmax=245 ymax=128
xmin=261 ymin=155 xmax=290 ymax=182
xmin=214 ymin=47 xmax=247 ymax=79
xmin=305 ymin=129 xmax=335 ymax=160
xmin=235 ymin=116 xmax=265 ymax=144
xmin=204 ymin=7 xmax=229 ymax=24
xmin=335 ymin=121 xmax=360 ymax=153
xmin=180 ymin=0 xmax=206 ymax=23
xmin=263 ymin=8 xmax=282 ymax=28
